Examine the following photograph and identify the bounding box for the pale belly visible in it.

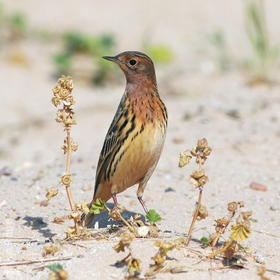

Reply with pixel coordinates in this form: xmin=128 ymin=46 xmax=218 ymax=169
xmin=110 ymin=123 xmax=165 ymax=193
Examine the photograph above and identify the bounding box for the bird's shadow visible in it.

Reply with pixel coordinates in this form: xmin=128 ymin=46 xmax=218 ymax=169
xmin=90 ymin=202 xmax=146 ymax=228
xmin=22 ymin=216 xmax=56 ymax=240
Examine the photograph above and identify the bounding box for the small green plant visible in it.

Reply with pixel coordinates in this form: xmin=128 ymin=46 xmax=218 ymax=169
xmin=89 ymin=198 xmax=136 ymax=234
xmin=48 ymin=263 xmax=68 ymax=279
xmin=145 ymin=44 xmax=173 ymax=64
xmin=9 ymin=12 xmax=27 ymax=35
xmin=53 ymin=53 xmax=72 ymax=74
xmin=146 ymin=209 xmax=162 ymax=223
xmin=48 ymin=263 xmax=63 ymax=272
xmin=53 ymin=31 xmax=116 ymax=85
xmin=0 ymin=5 xmax=28 ymax=40
xmin=200 ymin=236 xmax=210 ymax=246
xmin=244 ymin=0 xmax=279 ymax=84
xmin=208 ymin=30 xmax=231 ymax=71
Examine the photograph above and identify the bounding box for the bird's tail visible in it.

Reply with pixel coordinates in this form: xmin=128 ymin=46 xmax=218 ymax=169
xmin=79 ymin=201 xmax=95 ymax=227
xmin=79 ymin=188 xmax=111 ymax=227
xmin=79 ymin=211 xmax=95 ymax=227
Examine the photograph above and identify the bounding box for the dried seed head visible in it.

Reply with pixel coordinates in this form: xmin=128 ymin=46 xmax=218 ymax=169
xmin=59 ymin=75 xmax=74 ymax=91
xmin=51 ymin=96 xmax=60 ymax=107
xmin=114 ymin=231 xmax=134 ymax=252
xmin=43 ymin=245 xmax=59 ymax=256
xmin=57 ymin=269 xmax=68 ymax=280
xmin=59 ymin=89 xmax=70 ymax=99
xmin=238 ymin=201 xmax=244 ymax=207
xmin=61 ymin=174 xmax=72 ymax=186
xmin=224 ymin=241 xmax=240 ymax=259
xmin=198 ymin=175 xmax=209 ymax=186
xmin=203 ymin=146 xmax=212 ymax=157
xmin=196 ymin=205 xmax=208 ymax=221
xmin=257 ymin=265 xmax=266 ymax=276
xmin=69 ymin=211 xmax=80 ymax=222
xmin=109 ymin=208 xmax=122 ymax=221
xmin=126 ymin=257 xmax=142 ymax=276
xmin=241 ymin=211 xmax=252 ymax=220
xmin=190 ymin=148 xmax=197 ymax=156
xmin=227 ymin=202 xmax=237 ymax=212
xmin=197 ymin=138 xmax=208 ymax=151
xmin=178 ymin=152 xmax=192 ymax=168
xmin=189 ymin=177 xmax=200 ymax=187
xmin=191 ymin=169 xmax=205 ymax=179
xmin=45 ymin=188 xmax=58 ymax=200
xmin=153 ymin=253 xmax=166 ymax=265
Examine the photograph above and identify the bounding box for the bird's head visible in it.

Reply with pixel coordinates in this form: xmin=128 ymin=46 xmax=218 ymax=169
xmin=103 ymin=51 xmax=156 ymax=85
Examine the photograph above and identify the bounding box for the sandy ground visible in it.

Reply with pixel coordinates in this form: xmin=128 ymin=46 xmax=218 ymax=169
xmin=1 ymin=1 xmax=280 ymax=279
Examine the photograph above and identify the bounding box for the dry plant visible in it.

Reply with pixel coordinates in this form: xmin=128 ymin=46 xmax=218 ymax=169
xmin=146 ymin=240 xmax=176 ymax=276
xmin=257 ymin=265 xmax=271 ymax=280
xmin=51 ymin=75 xmax=80 ymax=235
xmin=113 ymin=231 xmax=142 ymax=279
xmin=179 ymin=138 xmax=212 ymax=245
xmin=208 ymin=202 xmax=252 ymax=260
xmin=208 ymin=201 xmax=244 ymax=247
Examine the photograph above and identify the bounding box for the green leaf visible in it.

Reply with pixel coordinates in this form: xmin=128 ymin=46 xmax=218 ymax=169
xmin=200 ymin=236 xmax=210 ymax=246
xmin=146 ymin=209 xmax=162 ymax=223
xmin=47 ymin=263 xmax=63 ymax=272
xmin=89 ymin=198 xmax=107 ymax=214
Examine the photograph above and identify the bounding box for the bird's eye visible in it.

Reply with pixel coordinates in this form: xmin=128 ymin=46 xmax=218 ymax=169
xmin=129 ymin=59 xmax=137 ymax=66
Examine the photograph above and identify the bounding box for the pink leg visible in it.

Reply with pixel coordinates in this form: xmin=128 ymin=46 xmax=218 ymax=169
xmin=138 ymin=196 xmax=148 ymax=213
xmin=112 ymin=193 xmax=118 ymax=208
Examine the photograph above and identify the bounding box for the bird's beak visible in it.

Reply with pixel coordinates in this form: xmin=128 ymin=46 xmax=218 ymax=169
xmin=102 ymin=56 xmax=120 ymax=63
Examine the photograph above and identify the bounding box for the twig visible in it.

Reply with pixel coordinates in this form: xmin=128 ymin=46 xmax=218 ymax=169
xmin=253 ymin=229 xmax=280 ymax=238
xmin=0 ymin=256 xmax=72 ymax=267
xmin=186 ymin=188 xmax=203 ymax=246
xmin=208 ymin=240 xmax=233 ymax=259
xmin=65 ymin=127 xmax=75 ymax=212
xmin=0 ymin=237 xmax=33 ymax=240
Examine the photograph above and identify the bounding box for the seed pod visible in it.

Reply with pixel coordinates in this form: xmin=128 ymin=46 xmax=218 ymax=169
xmin=198 ymin=175 xmax=209 ymax=186
xmin=227 ymin=202 xmax=237 ymax=212
xmin=191 ymin=169 xmax=205 ymax=179
xmin=189 ymin=177 xmax=199 ymax=187
xmin=197 ymin=205 xmax=208 ymax=221
xmin=61 ymin=174 xmax=72 ymax=185
xmin=178 ymin=152 xmax=192 ymax=167
xmin=203 ymin=146 xmax=212 ymax=156
xmin=224 ymin=241 xmax=240 ymax=259
xmin=197 ymin=138 xmax=208 ymax=151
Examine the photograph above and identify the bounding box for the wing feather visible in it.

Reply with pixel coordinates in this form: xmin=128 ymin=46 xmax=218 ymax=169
xmin=94 ymin=93 xmax=128 ymax=195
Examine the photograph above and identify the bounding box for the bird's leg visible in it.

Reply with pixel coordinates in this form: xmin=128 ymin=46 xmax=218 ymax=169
xmin=112 ymin=193 xmax=118 ymax=209
xmin=137 ymin=182 xmax=148 ymax=213
xmin=137 ymin=196 xmax=148 ymax=213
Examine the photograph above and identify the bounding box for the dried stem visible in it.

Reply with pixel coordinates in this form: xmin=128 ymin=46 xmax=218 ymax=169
xmin=208 ymin=240 xmax=233 ymax=259
xmin=179 ymin=138 xmax=211 ymax=246
xmin=65 ymin=128 xmax=75 ymax=212
xmin=51 ymin=75 xmax=80 ymax=235
xmin=186 ymin=188 xmax=203 ymax=246
xmin=0 ymin=256 xmax=72 ymax=267
xmin=118 ymin=213 xmax=137 ymax=235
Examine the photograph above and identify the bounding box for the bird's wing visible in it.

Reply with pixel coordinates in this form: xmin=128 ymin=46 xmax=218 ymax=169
xmin=93 ymin=92 xmax=128 ymax=196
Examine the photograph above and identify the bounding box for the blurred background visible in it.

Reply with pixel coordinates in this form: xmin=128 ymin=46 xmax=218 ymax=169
xmin=1 ymin=0 xmax=280 ymax=167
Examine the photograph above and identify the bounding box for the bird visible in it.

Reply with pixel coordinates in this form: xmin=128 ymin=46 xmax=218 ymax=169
xmin=80 ymin=51 xmax=168 ymax=227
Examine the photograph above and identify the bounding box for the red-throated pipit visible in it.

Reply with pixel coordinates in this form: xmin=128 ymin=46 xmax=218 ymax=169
xmin=81 ymin=51 xmax=168 ymax=226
